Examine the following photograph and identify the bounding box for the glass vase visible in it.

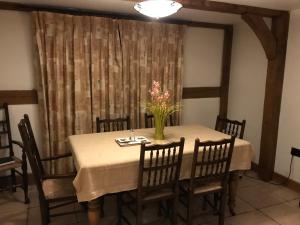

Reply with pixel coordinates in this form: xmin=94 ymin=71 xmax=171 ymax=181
xmin=154 ymin=114 xmax=166 ymax=140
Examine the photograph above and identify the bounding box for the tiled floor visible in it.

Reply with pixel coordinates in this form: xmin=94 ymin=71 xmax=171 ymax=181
xmin=0 ymin=171 xmax=299 ymax=225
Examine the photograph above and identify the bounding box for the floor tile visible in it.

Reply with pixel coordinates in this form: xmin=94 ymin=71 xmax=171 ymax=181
xmin=27 ymin=203 xmax=79 ymax=225
xmin=0 ymin=208 xmax=28 ymax=225
xmin=225 ymin=211 xmax=279 ymax=225
xmin=0 ymin=190 xmax=28 ymax=214
xmin=268 ymin=186 xmax=300 ymax=202
xmin=239 ymin=176 xmax=261 ymax=188
xmin=225 ymin=197 xmax=255 ymax=216
xmin=237 ymin=184 xmax=285 ymax=209
xmin=260 ymin=202 xmax=300 ymax=225
xmin=287 ymin=198 xmax=300 ymax=208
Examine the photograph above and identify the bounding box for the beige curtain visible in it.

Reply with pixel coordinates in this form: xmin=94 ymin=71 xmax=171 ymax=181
xmin=118 ymin=20 xmax=184 ymax=128
xmin=33 ymin=12 xmax=92 ymax=173
xmin=33 ymin=12 xmax=184 ymax=173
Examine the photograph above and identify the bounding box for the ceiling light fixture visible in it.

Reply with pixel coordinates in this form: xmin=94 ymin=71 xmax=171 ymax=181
xmin=134 ymin=0 xmax=183 ymax=19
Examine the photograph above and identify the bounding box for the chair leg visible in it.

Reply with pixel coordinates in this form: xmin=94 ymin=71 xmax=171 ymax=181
xmin=40 ymin=200 xmax=49 ymax=225
xmin=187 ymin=195 xmax=193 ymax=225
xmin=22 ymin=161 xmax=29 ymax=204
xmin=202 ymin=195 xmax=208 ymax=210
xmin=10 ymin=169 xmax=16 ymax=192
xmin=218 ymin=191 xmax=226 ymax=225
xmin=214 ymin=193 xmax=219 ymax=211
xmin=136 ymin=201 xmax=143 ymax=225
xmin=99 ymin=196 xmax=105 ymax=218
xmin=172 ymin=197 xmax=178 ymax=225
xmin=117 ymin=194 xmax=122 ymax=225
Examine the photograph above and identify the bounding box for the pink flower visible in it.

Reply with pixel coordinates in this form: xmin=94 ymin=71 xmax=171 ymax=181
xmin=163 ymin=91 xmax=170 ymax=100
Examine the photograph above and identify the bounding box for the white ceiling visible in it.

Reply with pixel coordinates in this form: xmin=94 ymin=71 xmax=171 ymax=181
xmin=3 ymin=0 xmax=300 ymax=24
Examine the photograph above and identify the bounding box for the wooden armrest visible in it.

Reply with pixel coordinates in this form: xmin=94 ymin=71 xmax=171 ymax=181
xmin=41 ymin=152 xmax=72 ymax=161
xmin=44 ymin=173 xmax=76 ymax=179
xmin=12 ymin=140 xmax=24 ymax=149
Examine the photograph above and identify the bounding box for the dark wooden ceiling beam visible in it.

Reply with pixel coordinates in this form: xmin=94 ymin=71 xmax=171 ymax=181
xmin=129 ymin=0 xmax=286 ymax=18
xmin=0 ymin=1 xmax=231 ymax=30
xmin=242 ymin=13 xmax=277 ymax=60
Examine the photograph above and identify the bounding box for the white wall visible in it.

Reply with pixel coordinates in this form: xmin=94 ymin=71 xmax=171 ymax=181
xmin=182 ymin=27 xmax=224 ymax=128
xmin=228 ymin=21 xmax=268 ymax=164
xmin=275 ymin=9 xmax=300 ymax=183
xmin=0 ymin=11 xmax=41 ymax=166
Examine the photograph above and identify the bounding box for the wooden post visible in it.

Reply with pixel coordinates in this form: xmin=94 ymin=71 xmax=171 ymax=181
xmin=259 ymin=13 xmax=290 ymax=180
xmin=219 ymin=26 xmax=233 ymax=118
xmin=243 ymin=12 xmax=290 ymax=181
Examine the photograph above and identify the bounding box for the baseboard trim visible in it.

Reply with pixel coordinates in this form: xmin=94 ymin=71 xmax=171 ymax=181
xmin=251 ymin=162 xmax=300 ymax=194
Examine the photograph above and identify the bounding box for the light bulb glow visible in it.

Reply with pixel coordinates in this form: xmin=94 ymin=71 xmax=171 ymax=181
xmin=134 ymin=0 xmax=183 ymax=19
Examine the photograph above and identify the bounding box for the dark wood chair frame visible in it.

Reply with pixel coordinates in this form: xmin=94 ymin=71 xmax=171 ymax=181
xmin=144 ymin=113 xmax=174 ymax=128
xmin=0 ymin=103 xmax=29 ymax=203
xmin=23 ymin=114 xmax=74 ymax=178
xmin=179 ymin=136 xmax=235 ymax=225
xmin=95 ymin=115 xmax=131 ymax=216
xmin=96 ymin=116 xmax=131 ymax=133
xmin=215 ymin=115 xmax=246 ymax=139
xmin=18 ymin=118 xmax=81 ymax=225
xmin=118 ymin=137 xmax=185 ymax=225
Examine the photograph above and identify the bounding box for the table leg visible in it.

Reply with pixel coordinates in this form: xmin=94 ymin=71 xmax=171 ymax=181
xmin=88 ymin=199 xmax=101 ymax=225
xmin=228 ymin=171 xmax=239 ymax=216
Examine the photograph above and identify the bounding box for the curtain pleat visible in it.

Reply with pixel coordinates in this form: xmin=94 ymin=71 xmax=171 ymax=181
xmin=33 ymin=12 xmax=184 ymax=174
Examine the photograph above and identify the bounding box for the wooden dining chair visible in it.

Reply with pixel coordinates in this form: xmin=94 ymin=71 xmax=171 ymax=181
xmin=144 ymin=113 xmax=174 ymax=128
xmin=215 ymin=115 xmax=246 ymax=139
xmin=118 ymin=137 xmax=185 ymax=225
xmin=179 ymin=136 xmax=235 ymax=225
xmin=23 ymin=114 xmax=75 ymax=177
xmin=95 ymin=115 xmax=131 ymax=216
xmin=18 ymin=119 xmax=81 ymax=225
xmin=0 ymin=103 xmax=29 ymax=203
xmin=96 ymin=116 xmax=131 ymax=133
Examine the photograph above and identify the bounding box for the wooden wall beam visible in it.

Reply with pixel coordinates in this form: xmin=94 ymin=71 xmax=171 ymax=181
xmin=242 ymin=13 xmax=277 ymax=60
xmin=182 ymin=87 xmax=221 ymax=99
xmin=128 ymin=0 xmax=285 ymax=18
xmin=0 ymin=90 xmax=38 ymax=105
xmin=219 ymin=26 xmax=233 ymax=117
xmin=258 ymin=12 xmax=290 ymax=181
xmin=0 ymin=88 xmax=221 ymax=103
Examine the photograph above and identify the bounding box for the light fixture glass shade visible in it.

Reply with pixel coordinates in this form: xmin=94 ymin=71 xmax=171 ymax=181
xmin=134 ymin=0 xmax=183 ymax=19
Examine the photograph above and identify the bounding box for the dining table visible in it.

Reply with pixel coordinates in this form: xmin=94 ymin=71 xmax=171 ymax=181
xmin=68 ymin=124 xmax=254 ymax=225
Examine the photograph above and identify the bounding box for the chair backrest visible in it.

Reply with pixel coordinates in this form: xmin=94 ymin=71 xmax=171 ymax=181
xmin=144 ymin=113 xmax=174 ymax=128
xmin=138 ymin=137 xmax=185 ymax=196
xmin=0 ymin=103 xmax=14 ymax=156
xmin=96 ymin=116 xmax=131 ymax=133
xmin=18 ymin=119 xmax=45 ymax=198
xmin=190 ymin=136 xmax=235 ymax=189
xmin=215 ymin=115 xmax=246 ymax=139
xmin=23 ymin=114 xmax=45 ymax=176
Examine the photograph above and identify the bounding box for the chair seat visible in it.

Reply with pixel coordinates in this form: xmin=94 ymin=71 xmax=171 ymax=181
xmin=0 ymin=156 xmax=22 ymax=172
xmin=143 ymin=188 xmax=174 ymax=201
xmin=124 ymin=188 xmax=175 ymax=203
xmin=181 ymin=180 xmax=222 ymax=195
xmin=42 ymin=177 xmax=76 ymax=200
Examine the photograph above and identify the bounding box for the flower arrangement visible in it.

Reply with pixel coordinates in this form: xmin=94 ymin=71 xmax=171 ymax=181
xmin=147 ymin=80 xmax=179 ymax=140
